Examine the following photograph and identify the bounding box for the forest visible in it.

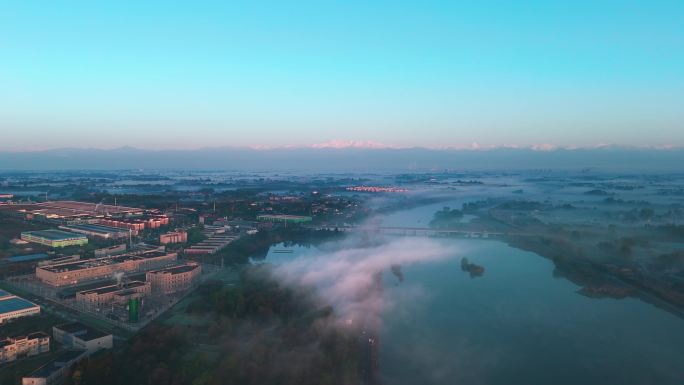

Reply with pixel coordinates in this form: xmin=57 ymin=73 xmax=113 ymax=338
xmin=64 ymin=266 xmax=360 ymax=385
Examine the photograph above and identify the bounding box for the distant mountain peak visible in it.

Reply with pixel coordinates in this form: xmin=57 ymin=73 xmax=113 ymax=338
xmin=309 ymin=140 xmax=399 ymax=149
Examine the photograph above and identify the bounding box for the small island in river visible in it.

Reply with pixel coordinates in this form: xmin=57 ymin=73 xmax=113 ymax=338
xmin=461 ymin=257 xmax=485 ymax=278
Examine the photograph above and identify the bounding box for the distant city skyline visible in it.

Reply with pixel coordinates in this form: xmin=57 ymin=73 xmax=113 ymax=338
xmin=1 ymin=0 xmax=683 ymax=151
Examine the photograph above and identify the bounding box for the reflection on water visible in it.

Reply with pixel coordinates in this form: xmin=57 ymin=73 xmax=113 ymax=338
xmin=380 ymin=240 xmax=684 ymax=385
xmin=259 ymin=198 xmax=684 ymax=385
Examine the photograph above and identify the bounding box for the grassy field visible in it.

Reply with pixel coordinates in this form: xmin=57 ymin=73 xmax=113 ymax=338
xmin=0 ymin=216 xmax=49 ymax=259
xmin=160 ymin=268 xmax=240 ymax=328
xmin=0 ymin=312 xmax=66 ymax=338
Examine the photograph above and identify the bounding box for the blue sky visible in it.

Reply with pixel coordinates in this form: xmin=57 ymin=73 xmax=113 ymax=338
xmin=1 ymin=0 xmax=682 ymax=150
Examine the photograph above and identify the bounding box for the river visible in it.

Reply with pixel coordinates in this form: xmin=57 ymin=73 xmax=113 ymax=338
xmin=261 ymin=198 xmax=684 ymax=385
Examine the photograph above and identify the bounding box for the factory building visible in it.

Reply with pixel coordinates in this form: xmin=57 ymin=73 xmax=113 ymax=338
xmin=59 ymin=223 xmax=137 ymax=239
xmin=98 ymin=215 xmax=170 ymax=231
xmin=6 ymin=253 xmax=50 ymax=264
xmin=0 ymin=332 xmax=50 ymax=364
xmin=76 ymin=281 xmax=151 ymax=308
xmin=145 ymin=215 xmax=170 ymax=228
xmin=35 ymin=251 xmax=177 ymax=287
xmin=184 ymin=234 xmax=238 ymax=255
xmin=52 ymin=322 xmax=113 ymax=354
xmin=99 ymin=217 xmax=146 ymax=231
xmin=15 ymin=200 xmax=143 ymax=220
xmin=0 ymin=290 xmax=41 ymax=324
xmin=93 ymin=244 xmax=127 ymax=258
xmin=20 ymin=230 xmax=88 ymax=248
xmin=256 ymin=214 xmax=312 ymax=224
xmin=160 ymin=230 xmax=187 ymax=244
xmin=22 ymin=350 xmax=88 ymax=385
xmin=37 ymin=255 xmax=80 ymax=267
xmin=146 ymin=263 xmax=201 ymax=294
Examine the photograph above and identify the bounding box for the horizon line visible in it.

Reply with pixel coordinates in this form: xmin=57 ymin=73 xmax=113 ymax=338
xmin=0 ymin=142 xmax=681 ymax=153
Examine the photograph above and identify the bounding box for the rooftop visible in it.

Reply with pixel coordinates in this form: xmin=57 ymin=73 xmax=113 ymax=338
xmin=0 ymin=296 xmax=39 ymax=314
xmin=21 ymin=230 xmax=87 ymax=241
xmin=27 ymin=350 xmax=87 ymax=378
xmin=79 ymin=281 xmax=147 ymax=296
xmin=61 ymin=223 xmax=132 ymax=234
xmin=78 ymin=328 xmax=110 ymax=341
xmin=7 ymin=253 xmax=50 ymax=263
xmin=54 ymin=322 xmax=110 ymax=341
xmin=149 ymin=264 xmax=199 ymax=275
xmin=40 ymin=251 xmax=172 ymax=273
xmin=54 ymin=321 xmax=89 ymax=334
xmin=20 ymin=200 xmax=142 ymax=218
xmin=1 ymin=332 xmax=50 ymax=344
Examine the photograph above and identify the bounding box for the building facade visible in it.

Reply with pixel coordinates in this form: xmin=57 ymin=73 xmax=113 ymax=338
xmin=99 ymin=218 xmax=146 ymax=231
xmin=52 ymin=323 xmax=113 ymax=354
xmin=20 ymin=230 xmax=88 ymax=248
xmin=0 ymin=292 xmax=41 ymax=324
xmin=35 ymin=252 xmax=177 ymax=287
xmin=146 ymin=263 xmax=201 ymax=294
xmin=76 ymin=281 xmax=151 ymax=308
xmin=159 ymin=230 xmax=187 ymax=244
xmin=0 ymin=333 xmax=50 ymax=364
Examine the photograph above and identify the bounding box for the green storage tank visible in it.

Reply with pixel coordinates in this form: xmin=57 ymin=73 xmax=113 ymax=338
xmin=128 ymin=298 xmax=140 ymax=323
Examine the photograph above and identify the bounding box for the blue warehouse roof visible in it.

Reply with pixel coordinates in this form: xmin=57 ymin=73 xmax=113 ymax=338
xmin=7 ymin=253 xmax=50 ymax=263
xmin=0 ymin=296 xmax=39 ymax=313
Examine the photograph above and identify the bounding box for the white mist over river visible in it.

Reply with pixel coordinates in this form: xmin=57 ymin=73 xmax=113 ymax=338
xmin=258 ymin=199 xmax=684 ymax=385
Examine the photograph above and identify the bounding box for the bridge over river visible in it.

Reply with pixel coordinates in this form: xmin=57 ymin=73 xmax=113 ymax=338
xmin=308 ymin=225 xmax=521 ymax=238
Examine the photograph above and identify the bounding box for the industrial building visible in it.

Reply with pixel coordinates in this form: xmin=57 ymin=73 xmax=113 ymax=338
xmin=52 ymin=322 xmax=113 ymax=354
xmin=146 ymin=263 xmax=201 ymax=294
xmin=16 ymin=200 xmax=144 ymax=220
xmin=256 ymin=214 xmax=312 ymax=224
xmin=160 ymin=230 xmax=187 ymax=244
xmin=185 ymin=234 xmax=238 ymax=255
xmin=94 ymin=244 xmax=127 ymax=257
xmin=20 ymin=230 xmax=88 ymax=248
xmin=37 ymin=255 xmax=80 ymax=267
xmin=146 ymin=215 xmax=170 ymax=228
xmin=0 ymin=290 xmax=41 ymax=324
xmin=0 ymin=332 xmax=50 ymax=364
xmin=101 ymin=215 xmax=169 ymax=230
xmin=59 ymin=223 xmax=137 ymax=239
xmin=22 ymin=350 xmax=88 ymax=385
xmin=99 ymin=217 xmax=145 ymax=231
xmin=35 ymin=251 xmax=177 ymax=287
xmin=5 ymin=253 xmax=50 ymax=264
xmin=76 ymin=281 xmax=151 ymax=308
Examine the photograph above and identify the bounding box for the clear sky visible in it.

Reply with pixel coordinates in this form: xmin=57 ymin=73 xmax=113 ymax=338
xmin=1 ymin=0 xmax=683 ymax=150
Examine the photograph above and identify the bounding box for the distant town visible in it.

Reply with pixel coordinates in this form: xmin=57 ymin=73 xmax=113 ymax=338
xmin=0 ymin=172 xmax=386 ymax=384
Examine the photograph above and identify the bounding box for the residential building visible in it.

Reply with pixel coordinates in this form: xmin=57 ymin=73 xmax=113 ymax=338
xmin=0 ymin=333 xmax=50 ymax=364
xmin=76 ymin=281 xmax=150 ymax=308
xmin=35 ymin=251 xmax=177 ymax=287
xmin=146 ymin=263 xmax=201 ymax=294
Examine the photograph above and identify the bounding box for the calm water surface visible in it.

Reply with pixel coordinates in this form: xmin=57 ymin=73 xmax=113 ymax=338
xmin=262 ymin=199 xmax=684 ymax=385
